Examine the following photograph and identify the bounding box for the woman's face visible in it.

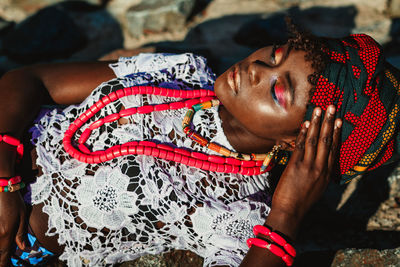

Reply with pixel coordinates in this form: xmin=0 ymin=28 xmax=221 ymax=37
xmin=214 ymin=44 xmax=316 ymax=142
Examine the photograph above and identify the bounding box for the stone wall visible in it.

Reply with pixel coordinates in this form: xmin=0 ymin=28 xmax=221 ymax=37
xmin=0 ymin=0 xmax=399 ymax=74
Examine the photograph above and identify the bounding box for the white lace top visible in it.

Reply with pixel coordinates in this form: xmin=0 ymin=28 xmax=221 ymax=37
xmin=29 ymin=53 xmax=272 ymax=267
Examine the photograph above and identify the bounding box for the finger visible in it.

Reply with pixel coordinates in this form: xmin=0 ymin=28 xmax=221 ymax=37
xmin=328 ymin=118 xmax=342 ymax=172
xmin=315 ymin=105 xmax=336 ymax=169
xmin=291 ymin=121 xmax=309 ymax=162
xmin=303 ymin=107 xmax=322 ymax=164
xmin=15 ymin=213 xmax=27 ymax=251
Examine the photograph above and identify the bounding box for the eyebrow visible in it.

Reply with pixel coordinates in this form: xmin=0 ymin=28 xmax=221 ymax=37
xmin=286 ymin=72 xmax=295 ymax=105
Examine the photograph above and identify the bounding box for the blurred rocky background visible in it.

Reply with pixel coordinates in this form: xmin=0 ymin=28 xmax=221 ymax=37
xmin=2 ymin=0 xmax=400 ymax=266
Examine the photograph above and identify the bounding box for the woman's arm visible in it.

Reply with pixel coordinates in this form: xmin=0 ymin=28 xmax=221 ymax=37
xmin=0 ymin=61 xmax=116 ymax=266
xmin=240 ymin=106 xmax=342 ymax=267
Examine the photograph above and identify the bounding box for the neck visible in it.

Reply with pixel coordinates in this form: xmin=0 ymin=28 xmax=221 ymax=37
xmin=218 ymin=106 xmax=275 ymax=154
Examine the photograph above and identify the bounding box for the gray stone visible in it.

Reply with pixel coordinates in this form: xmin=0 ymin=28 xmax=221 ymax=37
xmin=2 ymin=5 xmax=86 ymax=63
xmin=125 ymin=0 xmax=195 ymax=38
xmin=389 ymin=0 xmax=400 ymax=17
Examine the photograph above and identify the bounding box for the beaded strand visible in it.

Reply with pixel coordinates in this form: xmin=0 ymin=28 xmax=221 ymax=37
xmin=63 ymin=86 xmax=274 ymax=175
xmin=183 ymin=100 xmax=268 ymax=161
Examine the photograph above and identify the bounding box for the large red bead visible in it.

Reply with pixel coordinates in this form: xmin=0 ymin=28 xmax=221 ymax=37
xmin=154 ymin=104 xmax=169 ymax=111
xmin=137 ymin=105 xmax=154 ymax=114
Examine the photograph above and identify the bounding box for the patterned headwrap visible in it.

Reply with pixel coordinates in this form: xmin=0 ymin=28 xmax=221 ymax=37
xmin=303 ymin=34 xmax=400 ymax=184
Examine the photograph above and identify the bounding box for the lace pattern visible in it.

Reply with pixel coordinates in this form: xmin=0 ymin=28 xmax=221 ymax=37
xmin=29 ymin=53 xmax=272 ymax=266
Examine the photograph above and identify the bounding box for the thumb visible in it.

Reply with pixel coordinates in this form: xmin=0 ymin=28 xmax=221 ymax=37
xmin=15 ymin=214 xmax=27 ymax=251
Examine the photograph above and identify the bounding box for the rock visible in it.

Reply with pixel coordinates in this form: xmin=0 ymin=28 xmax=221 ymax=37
xmin=125 ymin=0 xmax=195 ymax=38
xmin=63 ymin=1 xmax=124 ymax=60
xmin=2 ymin=5 xmax=86 ymax=63
xmin=331 ymin=248 xmax=400 ymax=266
xmin=389 ymin=0 xmax=400 ymax=17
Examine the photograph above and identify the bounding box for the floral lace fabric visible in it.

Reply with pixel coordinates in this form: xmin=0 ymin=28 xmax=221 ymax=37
xmin=29 ymin=53 xmax=272 ymax=266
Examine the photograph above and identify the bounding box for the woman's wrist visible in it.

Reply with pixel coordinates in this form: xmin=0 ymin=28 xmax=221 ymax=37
xmin=264 ymin=207 xmax=303 ymax=242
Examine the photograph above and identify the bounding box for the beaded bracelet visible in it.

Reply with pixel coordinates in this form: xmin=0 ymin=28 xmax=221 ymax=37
xmin=0 ymin=134 xmax=24 ymax=159
xmin=247 ymin=238 xmax=294 ymax=266
xmin=0 ymin=181 xmax=25 ymax=192
xmin=253 ymin=225 xmax=296 ymax=257
xmin=0 ymin=175 xmax=22 ymax=187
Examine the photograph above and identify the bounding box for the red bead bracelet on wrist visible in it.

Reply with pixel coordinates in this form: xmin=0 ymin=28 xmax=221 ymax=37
xmin=0 ymin=175 xmax=22 ymax=187
xmin=63 ymin=86 xmax=277 ymax=175
xmin=253 ymin=224 xmax=296 ymax=257
xmin=247 ymin=237 xmax=294 ymax=266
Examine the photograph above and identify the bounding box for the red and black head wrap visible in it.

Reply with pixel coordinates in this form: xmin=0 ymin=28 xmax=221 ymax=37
xmin=303 ymin=34 xmax=400 ymax=184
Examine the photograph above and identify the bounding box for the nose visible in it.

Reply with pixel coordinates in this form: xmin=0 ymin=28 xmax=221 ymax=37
xmin=248 ymin=61 xmax=266 ymax=87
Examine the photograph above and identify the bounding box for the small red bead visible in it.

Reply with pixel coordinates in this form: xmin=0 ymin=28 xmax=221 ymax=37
xmin=124 ymin=87 xmax=132 ymax=96
xmin=166 ymin=151 xmax=174 ymax=161
xmin=143 ymin=147 xmax=153 ymax=156
xmin=116 ymin=89 xmax=125 ymax=99
xmin=128 ymin=146 xmax=137 ymax=154
xmin=96 ymin=101 xmax=105 ymax=110
xmin=202 ymin=161 xmax=210 ymax=170
xmin=180 ymin=156 xmax=189 ymax=165
xmin=173 ymin=153 xmax=182 ymax=162
xmin=216 ymin=164 xmax=225 ymax=172
xmin=191 ymin=152 xmax=208 ymax=161
xmin=108 ymin=92 xmax=118 ymax=101
xmin=156 ymin=144 xmax=174 ymax=151
xmin=93 ymin=155 xmax=102 ymax=164
xmin=100 ymin=153 xmax=108 ymax=162
xmin=120 ymin=146 xmax=129 ymax=156
xmin=160 ymin=88 xmax=168 ymax=96
xmin=101 ymin=95 xmax=111 ymax=105
xmin=153 ymin=87 xmax=161 ymax=95
xmin=173 ymin=90 xmax=181 ymax=98
xmin=151 ymin=148 xmax=160 ymax=157
xmin=224 ymin=164 xmax=233 ymax=173
xmin=187 ymin=158 xmax=196 ymax=166
xmin=89 ymin=104 xmax=100 ymax=115
xmin=146 ymin=86 xmax=154 ymax=94
xmin=158 ymin=149 xmax=167 ymax=159
xmin=139 ymin=141 xmax=157 ymax=147
xmin=194 ymin=159 xmax=203 ymax=169
xmin=209 ymin=163 xmax=218 ymax=172
xmin=105 ymin=150 xmax=115 ymax=160
xmin=136 ymin=146 xmax=144 ymax=155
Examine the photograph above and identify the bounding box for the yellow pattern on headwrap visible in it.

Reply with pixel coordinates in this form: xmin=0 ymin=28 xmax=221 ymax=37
xmin=385 ymin=70 xmax=400 ymax=94
xmin=347 ymin=104 xmax=398 ymax=175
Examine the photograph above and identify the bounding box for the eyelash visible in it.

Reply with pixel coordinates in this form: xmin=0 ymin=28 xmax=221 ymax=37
xmin=270 ymin=44 xmax=278 ymax=65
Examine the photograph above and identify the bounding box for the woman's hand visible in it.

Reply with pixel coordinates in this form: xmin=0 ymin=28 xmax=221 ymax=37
xmin=270 ymin=105 xmax=342 ymax=234
xmin=0 ymin=192 xmax=27 ymax=267
xmin=240 ymin=106 xmax=341 ymax=267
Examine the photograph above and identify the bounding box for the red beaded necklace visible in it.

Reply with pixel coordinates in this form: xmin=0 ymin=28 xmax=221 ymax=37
xmin=63 ymin=86 xmax=274 ymax=176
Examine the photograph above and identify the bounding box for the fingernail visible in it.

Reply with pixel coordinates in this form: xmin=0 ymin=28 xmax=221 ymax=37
xmin=328 ymin=105 xmax=335 ymax=114
xmin=315 ymin=108 xmax=321 ymax=117
xmin=334 ymin=120 xmax=342 ymax=129
xmin=304 ymin=121 xmax=310 ymax=128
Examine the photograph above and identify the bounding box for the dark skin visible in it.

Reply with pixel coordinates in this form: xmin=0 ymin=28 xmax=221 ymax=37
xmin=0 ymin=46 xmax=341 ymax=266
